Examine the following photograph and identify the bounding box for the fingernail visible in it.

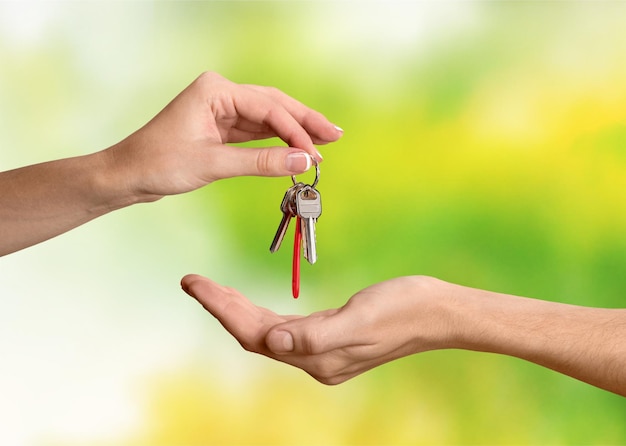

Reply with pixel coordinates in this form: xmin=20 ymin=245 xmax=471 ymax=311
xmin=267 ymin=330 xmax=294 ymax=353
xmin=285 ymin=152 xmax=311 ymax=173
xmin=334 ymin=125 xmax=344 ymax=132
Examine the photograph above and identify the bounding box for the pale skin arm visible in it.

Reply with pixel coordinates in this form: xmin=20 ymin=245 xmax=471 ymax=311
xmin=181 ymin=274 xmax=626 ymax=396
xmin=0 ymin=71 xmax=343 ymax=256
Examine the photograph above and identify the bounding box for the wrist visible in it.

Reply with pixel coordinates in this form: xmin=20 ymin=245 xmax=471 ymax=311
xmin=98 ymin=135 xmax=167 ymax=208
xmin=398 ymin=276 xmax=463 ymax=353
xmin=90 ymin=144 xmax=149 ymax=213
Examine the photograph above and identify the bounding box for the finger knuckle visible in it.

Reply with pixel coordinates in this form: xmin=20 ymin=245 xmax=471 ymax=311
xmin=264 ymin=86 xmax=284 ymax=97
xmin=239 ymin=340 xmax=256 ymax=353
xmin=197 ymin=70 xmax=222 ymax=84
xmin=309 ymin=362 xmax=342 ymax=385
xmin=255 ymin=149 xmax=274 ymax=174
xmin=301 ymin=330 xmax=325 ymax=355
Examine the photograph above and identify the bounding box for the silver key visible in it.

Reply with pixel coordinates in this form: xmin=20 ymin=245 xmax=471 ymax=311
xmin=296 ymin=186 xmax=322 ymax=264
xmin=269 ymin=183 xmax=303 ymax=253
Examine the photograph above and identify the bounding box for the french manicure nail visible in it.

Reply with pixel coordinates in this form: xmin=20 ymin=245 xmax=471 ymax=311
xmin=286 ymin=152 xmax=312 ymax=173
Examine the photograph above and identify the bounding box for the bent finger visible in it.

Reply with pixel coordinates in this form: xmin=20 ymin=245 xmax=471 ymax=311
xmin=244 ymin=84 xmax=343 ymax=145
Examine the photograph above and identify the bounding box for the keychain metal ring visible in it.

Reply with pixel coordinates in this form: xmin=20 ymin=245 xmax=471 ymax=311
xmin=291 ymin=156 xmax=320 ymax=188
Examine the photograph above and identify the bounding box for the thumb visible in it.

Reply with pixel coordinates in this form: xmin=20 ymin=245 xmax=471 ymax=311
xmin=266 ymin=329 xmax=296 ymax=354
xmin=210 ymin=145 xmax=317 ymax=179
xmin=265 ymin=309 xmax=346 ymax=355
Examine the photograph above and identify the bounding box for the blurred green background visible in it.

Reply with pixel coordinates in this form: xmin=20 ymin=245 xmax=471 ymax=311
xmin=1 ymin=1 xmax=625 ymax=445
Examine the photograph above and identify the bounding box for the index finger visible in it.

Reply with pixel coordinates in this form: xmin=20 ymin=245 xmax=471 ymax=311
xmin=232 ymin=88 xmax=323 ymax=160
xmin=244 ymin=84 xmax=343 ymax=145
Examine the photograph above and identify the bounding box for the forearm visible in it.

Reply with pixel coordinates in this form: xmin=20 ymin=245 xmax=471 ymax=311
xmin=0 ymin=149 xmax=136 ymax=256
xmin=445 ymin=282 xmax=626 ymax=396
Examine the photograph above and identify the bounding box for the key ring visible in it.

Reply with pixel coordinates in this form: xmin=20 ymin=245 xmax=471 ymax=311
xmin=291 ymin=156 xmax=319 ymax=188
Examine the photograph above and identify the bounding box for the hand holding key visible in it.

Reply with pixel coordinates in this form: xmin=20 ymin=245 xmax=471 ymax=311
xmin=0 ymin=71 xmax=343 ymax=257
xmin=105 ymin=71 xmax=343 ymax=203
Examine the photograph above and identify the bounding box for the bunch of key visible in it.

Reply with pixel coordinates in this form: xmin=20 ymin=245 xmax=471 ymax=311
xmin=269 ymin=160 xmax=322 ymax=298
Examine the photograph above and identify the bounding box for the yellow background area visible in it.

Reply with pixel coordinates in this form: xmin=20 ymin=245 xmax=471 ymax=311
xmin=1 ymin=2 xmax=625 ymax=445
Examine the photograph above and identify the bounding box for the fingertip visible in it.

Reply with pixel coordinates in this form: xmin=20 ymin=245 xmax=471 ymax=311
xmin=328 ymin=124 xmax=344 ymax=143
xmin=180 ymin=274 xmax=222 ymax=302
xmin=181 ymin=273 xmax=203 ymax=295
xmin=313 ymin=149 xmax=324 ymax=163
xmin=266 ymin=329 xmax=295 ymax=354
xmin=312 ymin=123 xmax=344 ymax=144
xmin=285 ymin=151 xmax=312 ymax=174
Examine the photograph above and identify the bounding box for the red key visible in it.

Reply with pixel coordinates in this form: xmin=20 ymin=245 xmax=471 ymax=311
xmin=292 ymin=216 xmax=302 ymax=299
